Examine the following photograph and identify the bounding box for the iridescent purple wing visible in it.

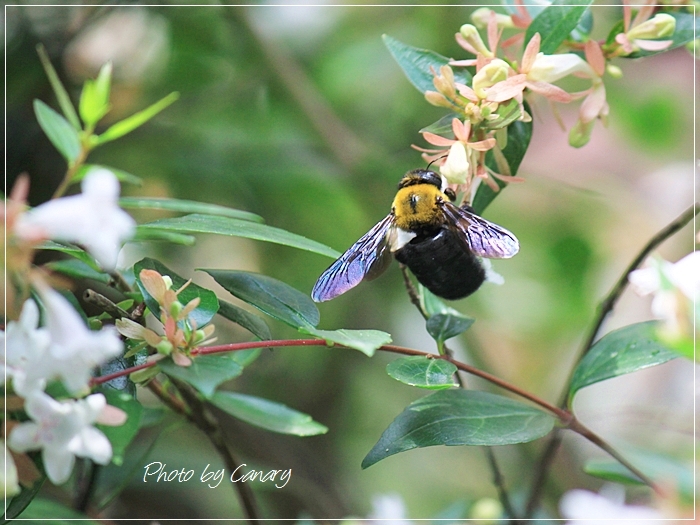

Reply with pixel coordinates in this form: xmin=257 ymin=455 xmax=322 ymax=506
xmin=311 ymin=215 xmax=394 ymax=302
xmin=441 ymin=201 xmax=519 ymax=259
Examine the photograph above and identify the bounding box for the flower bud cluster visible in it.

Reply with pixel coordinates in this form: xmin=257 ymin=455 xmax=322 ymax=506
xmin=116 ymin=269 xmax=216 ymax=369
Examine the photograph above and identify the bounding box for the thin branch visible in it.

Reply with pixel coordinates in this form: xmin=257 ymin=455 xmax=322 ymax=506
xmin=578 ymin=203 xmax=698 ymax=360
xmin=483 ymin=447 xmax=518 ymax=520
xmin=149 ymin=379 xmax=260 ymax=523
xmin=523 ymin=204 xmax=697 ymax=517
xmin=400 ymin=264 xmax=425 ymax=318
xmin=83 ymin=289 xmax=130 ymax=319
xmin=169 ymin=378 xmax=261 ymax=523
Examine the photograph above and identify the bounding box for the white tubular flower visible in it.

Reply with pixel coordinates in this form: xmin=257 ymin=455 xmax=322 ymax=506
xmin=15 ymin=169 xmax=136 ymax=270
xmin=560 ymin=488 xmax=664 ymax=523
xmin=528 ymin=52 xmax=596 ymax=83
xmin=472 ymin=59 xmax=512 ymax=99
xmin=2 ymin=299 xmax=51 ymax=397
xmin=2 ymin=441 xmax=21 ymax=498
xmin=629 ymin=252 xmax=700 ymax=337
xmin=440 ymin=142 xmax=470 ymax=185
xmin=8 ymin=392 xmax=112 ymax=485
xmin=38 ymin=284 xmax=123 ymax=395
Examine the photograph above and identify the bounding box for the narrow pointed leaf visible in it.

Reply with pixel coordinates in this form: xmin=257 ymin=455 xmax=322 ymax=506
xmin=37 ymin=44 xmax=81 ymax=130
xmin=33 ymin=99 xmax=81 ymax=163
xmin=131 ymin=227 xmax=196 ymax=245
xmin=568 ymin=321 xmax=678 ymax=400
xmin=36 ymin=240 xmax=101 ymax=271
xmin=45 ymin=259 xmax=111 ymax=284
xmin=160 ymin=354 xmax=243 ymax=398
xmin=96 ymin=92 xmax=179 ymax=145
xmin=383 ymin=34 xmax=472 ymax=94
xmin=211 ymin=391 xmax=328 ymax=436
xmin=525 ymin=0 xmax=593 ymax=54
xmin=203 ymin=269 xmax=319 ymax=329
xmin=217 ymin=299 xmax=271 ymax=341
xmin=300 ymin=327 xmax=392 ymax=357
xmin=120 ymin=197 xmax=262 ymax=222
xmin=362 ymin=389 xmax=554 ymax=468
xmin=134 ymin=258 xmax=219 ymax=327
xmin=140 ymin=214 xmax=339 ymax=258
xmin=386 ymin=356 xmax=458 ymax=390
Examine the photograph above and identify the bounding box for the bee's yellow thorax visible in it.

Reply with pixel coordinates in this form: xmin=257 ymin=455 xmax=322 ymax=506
xmin=392 ymin=184 xmax=444 ymax=231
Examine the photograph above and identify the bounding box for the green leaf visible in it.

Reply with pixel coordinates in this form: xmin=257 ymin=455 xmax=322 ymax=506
xmin=203 ymin=269 xmax=319 ymax=329
xmin=120 ymin=197 xmax=263 ymax=223
xmin=13 ymin=498 xmax=101 ymax=523
xmin=420 ymin=113 xmax=459 ymax=135
xmin=44 ymin=259 xmax=111 ymax=284
xmin=383 ymin=34 xmax=472 ymax=94
xmin=386 ymin=356 xmax=458 ymax=389
xmin=426 ymin=313 xmax=475 ymax=345
xmin=140 ymin=214 xmax=339 ymax=258
xmin=584 ymin=450 xmax=694 ymax=502
xmin=36 ymin=44 xmax=81 ymax=130
xmin=362 ymin=389 xmax=554 ymax=468
xmin=419 ymin=284 xmax=465 ymax=318
xmin=472 ymin=116 xmax=532 ymax=214
xmin=628 ymin=13 xmax=699 ymax=58
xmin=210 ymin=391 xmax=328 ymax=436
xmin=160 ymin=354 xmax=243 ymax=398
xmin=131 ymin=226 xmax=196 ymax=245
xmin=96 ymin=92 xmax=179 ymax=145
xmin=4 ymin=473 xmax=46 ymax=521
xmin=568 ymin=321 xmax=678 ymax=401
xmin=217 ymin=299 xmax=271 ymax=341
xmin=33 ymin=99 xmax=81 ymax=164
xmin=134 ymin=258 xmax=219 ymax=327
xmin=525 ymin=0 xmax=593 ymax=54
xmin=97 ymin=388 xmax=143 ymax=466
xmin=74 ymin=164 xmax=143 ymax=186
xmin=300 ymin=327 xmax=392 ymax=357
xmin=79 ymin=62 xmax=112 ymax=127
xmin=36 ymin=240 xmax=101 ymax=271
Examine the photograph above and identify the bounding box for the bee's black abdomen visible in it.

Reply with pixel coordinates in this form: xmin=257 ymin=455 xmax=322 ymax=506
xmin=394 ymin=227 xmax=485 ymax=300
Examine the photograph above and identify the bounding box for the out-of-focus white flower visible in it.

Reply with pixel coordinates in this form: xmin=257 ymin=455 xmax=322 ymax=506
xmin=14 ymin=170 xmax=136 ymax=270
xmin=528 ymin=52 xmax=596 ymax=84
xmin=441 ymin=142 xmax=470 ymax=184
xmin=36 ymin=284 xmax=123 ymax=395
xmin=560 ymin=488 xmax=665 ymax=523
xmin=629 ymin=252 xmax=700 ymax=339
xmin=367 ymin=493 xmax=410 ymax=524
xmin=1 ymin=299 xmax=51 ymax=396
xmin=2 ymin=440 xmax=21 ymax=498
xmin=8 ymin=392 xmax=112 ymax=484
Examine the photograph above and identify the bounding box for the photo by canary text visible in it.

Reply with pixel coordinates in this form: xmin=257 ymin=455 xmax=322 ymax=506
xmin=142 ymin=462 xmax=292 ymax=489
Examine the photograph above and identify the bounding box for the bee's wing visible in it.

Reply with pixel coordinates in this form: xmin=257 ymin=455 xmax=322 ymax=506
xmin=441 ymin=201 xmax=519 ymax=259
xmin=311 ymin=215 xmax=394 ymax=302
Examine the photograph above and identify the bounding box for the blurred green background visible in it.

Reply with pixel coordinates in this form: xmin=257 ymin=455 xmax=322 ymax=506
xmin=6 ymin=3 xmax=696 ymax=521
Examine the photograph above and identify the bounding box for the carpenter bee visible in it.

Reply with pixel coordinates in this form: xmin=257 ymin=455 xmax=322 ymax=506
xmin=311 ymin=169 xmax=519 ymax=302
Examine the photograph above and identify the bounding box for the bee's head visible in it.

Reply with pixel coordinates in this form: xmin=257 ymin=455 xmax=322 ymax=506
xmin=398 ymin=169 xmax=455 ymax=201
xmin=399 ymin=169 xmax=445 ymax=190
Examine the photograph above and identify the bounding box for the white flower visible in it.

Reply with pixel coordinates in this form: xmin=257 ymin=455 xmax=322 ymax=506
xmin=528 ymin=52 xmax=596 ymax=84
xmin=8 ymin=392 xmax=112 ymax=485
xmin=14 ymin=169 xmax=136 ymax=270
xmin=368 ymin=493 xmax=410 ymax=524
xmin=441 ymin=142 xmax=470 ymax=184
xmin=2 ymin=440 xmax=21 ymax=498
xmin=37 ymin=284 xmax=123 ymax=395
xmin=629 ymin=252 xmax=700 ymax=337
xmin=1 ymin=299 xmax=51 ymax=396
xmin=560 ymin=488 xmax=665 ymax=523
